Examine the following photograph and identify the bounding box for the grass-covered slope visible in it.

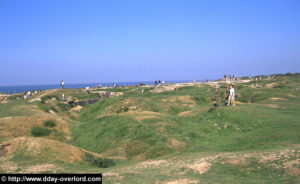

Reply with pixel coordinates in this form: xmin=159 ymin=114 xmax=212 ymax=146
xmin=73 ymin=75 xmax=300 ymax=160
xmin=0 ymin=73 xmax=299 ymax=183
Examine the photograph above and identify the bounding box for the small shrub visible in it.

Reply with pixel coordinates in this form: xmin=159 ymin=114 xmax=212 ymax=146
xmin=43 ymin=120 xmax=56 ymax=127
xmin=31 ymin=126 xmax=51 ymax=137
xmin=123 ymin=106 xmax=129 ymax=112
xmin=50 ymin=107 xmax=58 ymax=112
xmin=85 ymin=153 xmax=115 ymax=168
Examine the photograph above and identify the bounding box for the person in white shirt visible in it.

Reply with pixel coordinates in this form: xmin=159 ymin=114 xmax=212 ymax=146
xmin=227 ymin=84 xmax=235 ymax=106
xmin=60 ymin=80 xmax=64 ymax=89
xmin=86 ymin=86 xmax=90 ymax=94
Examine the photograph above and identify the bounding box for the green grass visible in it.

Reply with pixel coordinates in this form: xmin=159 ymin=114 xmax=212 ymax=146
xmin=0 ymin=100 xmax=34 ymax=118
xmin=71 ymin=75 xmax=300 ymax=162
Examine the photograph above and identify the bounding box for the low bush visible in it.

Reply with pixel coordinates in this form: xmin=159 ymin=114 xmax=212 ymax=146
xmin=116 ymin=106 xmax=129 ymax=113
xmin=31 ymin=126 xmax=51 ymax=137
xmin=85 ymin=153 xmax=115 ymax=168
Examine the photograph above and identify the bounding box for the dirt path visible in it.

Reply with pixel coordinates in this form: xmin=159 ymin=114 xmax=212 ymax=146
xmin=109 ymin=146 xmax=300 ymax=176
xmin=29 ymin=89 xmax=59 ymax=102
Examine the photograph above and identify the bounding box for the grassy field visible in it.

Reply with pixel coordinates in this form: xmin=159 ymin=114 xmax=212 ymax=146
xmin=0 ymin=73 xmax=299 ymax=183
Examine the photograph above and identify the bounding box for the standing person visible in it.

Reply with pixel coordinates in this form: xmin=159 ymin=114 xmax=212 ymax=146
xmin=24 ymin=93 xmax=27 ymax=99
xmin=213 ymin=87 xmax=220 ymax=108
xmin=155 ymin=80 xmax=157 ymax=86
xmin=85 ymin=86 xmax=90 ymax=94
xmin=141 ymin=88 xmax=144 ymax=94
xmin=227 ymin=85 xmax=235 ymax=106
xmin=62 ymin=93 xmax=65 ymax=102
xmin=60 ymin=80 xmax=64 ymax=89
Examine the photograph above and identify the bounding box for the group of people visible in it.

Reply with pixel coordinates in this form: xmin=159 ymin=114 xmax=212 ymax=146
xmin=224 ymin=75 xmax=238 ymax=82
xmin=23 ymin=90 xmax=42 ymax=99
xmin=214 ymin=84 xmax=235 ymax=107
xmin=23 ymin=91 xmax=31 ymax=99
xmin=155 ymin=80 xmax=166 ymax=86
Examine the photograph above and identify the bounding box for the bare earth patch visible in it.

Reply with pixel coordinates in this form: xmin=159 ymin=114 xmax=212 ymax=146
xmin=103 ymin=172 xmax=125 ymax=180
xmin=265 ymin=83 xmax=276 ymax=88
xmin=117 ymin=147 xmax=299 ymax=181
xmin=186 ymin=161 xmax=211 ymax=174
xmin=287 ymin=94 xmax=297 ymax=98
xmin=70 ymin=105 xmax=83 ymax=111
xmin=163 ymin=179 xmax=200 ymax=184
xmin=177 ymin=111 xmax=194 ymax=117
xmin=225 ymin=158 xmax=247 ymax=165
xmin=269 ymin=97 xmax=285 ymax=101
xmin=163 ymin=96 xmax=195 ymax=105
xmin=25 ymin=164 xmax=57 ymax=173
xmin=136 ymin=160 xmax=169 ymax=169
xmin=267 ymin=104 xmax=280 ymax=108
xmin=167 ymin=138 xmax=186 ymax=152
xmin=235 ymin=101 xmax=246 ymax=105
xmin=124 ymin=111 xmax=161 ymax=122
xmin=0 ymin=159 xmax=18 ymax=172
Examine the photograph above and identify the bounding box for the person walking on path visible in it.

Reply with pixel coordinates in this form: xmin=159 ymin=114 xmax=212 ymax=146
xmin=60 ymin=80 xmax=64 ymax=89
xmin=227 ymin=84 xmax=235 ymax=106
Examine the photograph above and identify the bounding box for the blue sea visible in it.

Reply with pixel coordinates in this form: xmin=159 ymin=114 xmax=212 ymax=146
xmin=0 ymin=80 xmax=205 ymax=94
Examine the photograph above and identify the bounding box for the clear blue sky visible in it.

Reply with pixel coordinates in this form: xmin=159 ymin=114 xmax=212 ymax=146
xmin=0 ymin=0 xmax=299 ymax=85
